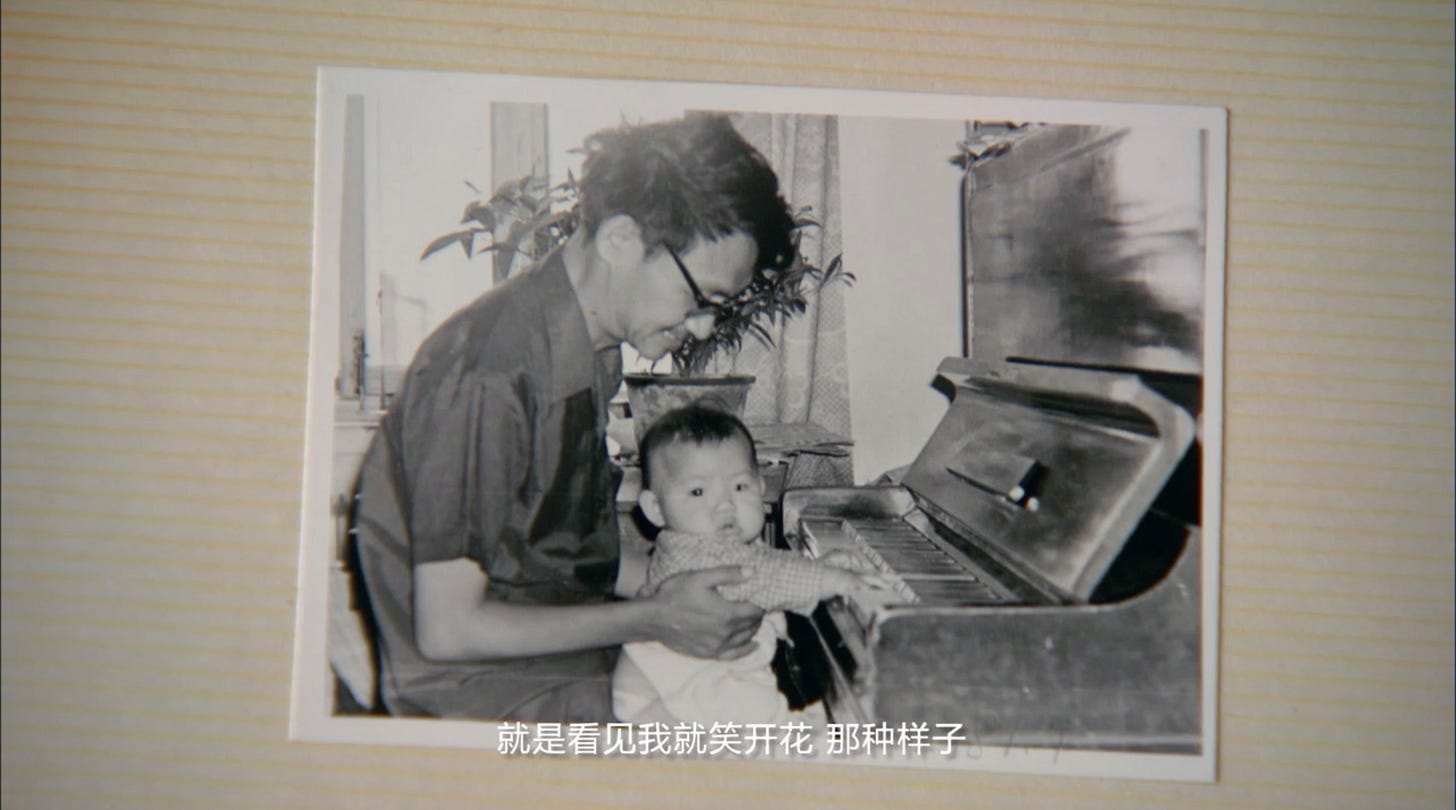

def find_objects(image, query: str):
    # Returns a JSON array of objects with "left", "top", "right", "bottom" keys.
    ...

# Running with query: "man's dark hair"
[
  {"left": 639, "top": 403, "right": 759, "bottom": 491},
  {"left": 577, "top": 114, "right": 797, "bottom": 276}
]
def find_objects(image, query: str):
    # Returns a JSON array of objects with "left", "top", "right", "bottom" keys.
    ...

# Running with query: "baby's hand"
[
  {"left": 819, "top": 548, "right": 874, "bottom": 573},
  {"left": 821, "top": 566, "right": 896, "bottom": 597}
]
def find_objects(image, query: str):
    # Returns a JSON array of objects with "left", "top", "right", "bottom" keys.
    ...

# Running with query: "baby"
[{"left": 612, "top": 404, "right": 884, "bottom": 725}]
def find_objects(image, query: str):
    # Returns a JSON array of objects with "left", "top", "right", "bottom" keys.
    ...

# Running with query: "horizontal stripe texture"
[{"left": 2, "top": 0, "right": 1452, "bottom": 808}]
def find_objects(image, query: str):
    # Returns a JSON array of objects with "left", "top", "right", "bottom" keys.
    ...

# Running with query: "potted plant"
[
  {"left": 420, "top": 173, "right": 581, "bottom": 284},
  {"left": 423, "top": 173, "right": 851, "bottom": 442}
]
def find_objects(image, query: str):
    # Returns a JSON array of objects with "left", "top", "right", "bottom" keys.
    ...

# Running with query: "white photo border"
[{"left": 290, "top": 66, "right": 1226, "bottom": 784}]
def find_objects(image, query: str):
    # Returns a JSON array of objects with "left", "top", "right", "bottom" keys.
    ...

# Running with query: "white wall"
[
  {"left": 840, "top": 117, "right": 967, "bottom": 483},
  {"left": 364, "top": 84, "right": 494, "bottom": 377}
]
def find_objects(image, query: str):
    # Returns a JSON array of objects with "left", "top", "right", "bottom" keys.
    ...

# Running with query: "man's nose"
[{"left": 683, "top": 311, "right": 716, "bottom": 341}]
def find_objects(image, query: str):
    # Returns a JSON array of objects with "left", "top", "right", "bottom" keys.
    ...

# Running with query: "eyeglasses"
[{"left": 665, "top": 245, "right": 731, "bottom": 323}]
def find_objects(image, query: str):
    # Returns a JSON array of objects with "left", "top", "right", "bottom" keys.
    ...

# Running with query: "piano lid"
[{"left": 901, "top": 358, "right": 1195, "bottom": 603}]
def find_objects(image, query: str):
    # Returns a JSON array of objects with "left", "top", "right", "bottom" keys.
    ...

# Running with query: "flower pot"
[{"left": 623, "top": 373, "right": 756, "bottom": 446}]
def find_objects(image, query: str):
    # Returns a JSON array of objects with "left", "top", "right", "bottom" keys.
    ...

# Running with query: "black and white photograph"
[{"left": 290, "top": 68, "right": 1226, "bottom": 780}]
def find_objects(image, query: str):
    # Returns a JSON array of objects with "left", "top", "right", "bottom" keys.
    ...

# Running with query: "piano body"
[{"left": 781, "top": 357, "right": 1202, "bottom": 753}]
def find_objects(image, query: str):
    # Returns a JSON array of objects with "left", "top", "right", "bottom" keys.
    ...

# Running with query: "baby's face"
[{"left": 649, "top": 437, "right": 765, "bottom": 544}]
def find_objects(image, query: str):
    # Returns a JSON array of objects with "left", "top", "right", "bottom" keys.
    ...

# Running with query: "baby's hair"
[{"left": 638, "top": 404, "right": 758, "bottom": 491}]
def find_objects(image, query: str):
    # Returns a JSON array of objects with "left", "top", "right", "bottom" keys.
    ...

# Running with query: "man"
[{"left": 351, "top": 114, "right": 799, "bottom": 721}]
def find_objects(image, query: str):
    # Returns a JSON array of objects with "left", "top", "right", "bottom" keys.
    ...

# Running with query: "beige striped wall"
[{"left": 2, "top": 1, "right": 1451, "bottom": 808}]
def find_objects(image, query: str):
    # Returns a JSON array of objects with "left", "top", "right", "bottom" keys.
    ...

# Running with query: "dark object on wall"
[{"left": 965, "top": 125, "right": 1206, "bottom": 375}]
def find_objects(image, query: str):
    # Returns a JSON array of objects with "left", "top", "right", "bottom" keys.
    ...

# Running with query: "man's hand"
[{"left": 647, "top": 566, "right": 765, "bottom": 660}]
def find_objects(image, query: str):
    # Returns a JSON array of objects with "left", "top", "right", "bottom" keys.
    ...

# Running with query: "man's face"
[
  {"left": 624, "top": 232, "right": 757, "bottom": 363},
  {"left": 646, "top": 436, "right": 765, "bottom": 544}
]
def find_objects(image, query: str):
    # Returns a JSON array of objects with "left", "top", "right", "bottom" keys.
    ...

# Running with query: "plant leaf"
[
  {"left": 461, "top": 201, "right": 496, "bottom": 229},
  {"left": 421, "top": 229, "right": 480, "bottom": 261},
  {"left": 747, "top": 321, "right": 774, "bottom": 346}
]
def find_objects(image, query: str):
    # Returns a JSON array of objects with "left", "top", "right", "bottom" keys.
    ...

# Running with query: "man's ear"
[
  {"left": 593, "top": 214, "right": 646, "bottom": 271},
  {"left": 637, "top": 489, "right": 666, "bottom": 528}
]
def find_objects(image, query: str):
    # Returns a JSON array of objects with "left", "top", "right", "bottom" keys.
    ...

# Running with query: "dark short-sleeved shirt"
[{"left": 351, "top": 251, "right": 623, "bottom": 721}]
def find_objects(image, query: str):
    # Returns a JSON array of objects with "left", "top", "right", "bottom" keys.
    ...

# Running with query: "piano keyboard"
[{"left": 798, "top": 517, "right": 1007, "bottom": 613}]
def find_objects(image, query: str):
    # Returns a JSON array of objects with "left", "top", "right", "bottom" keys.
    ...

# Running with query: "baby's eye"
[
  {"left": 689, "top": 487, "right": 704, "bottom": 497},
  {"left": 734, "top": 482, "right": 751, "bottom": 492}
]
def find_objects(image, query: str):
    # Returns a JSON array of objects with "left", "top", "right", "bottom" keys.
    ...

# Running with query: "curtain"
[{"left": 724, "top": 113, "right": 852, "bottom": 440}]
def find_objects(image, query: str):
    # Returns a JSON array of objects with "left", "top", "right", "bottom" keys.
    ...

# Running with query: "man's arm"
[
  {"left": 650, "top": 531, "right": 887, "bottom": 615},
  {"left": 413, "top": 558, "right": 765, "bottom": 661},
  {"left": 614, "top": 528, "right": 651, "bottom": 598}
]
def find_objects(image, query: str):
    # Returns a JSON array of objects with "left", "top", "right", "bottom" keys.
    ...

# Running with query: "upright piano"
[{"left": 780, "top": 357, "right": 1202, "bottom": 753}]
